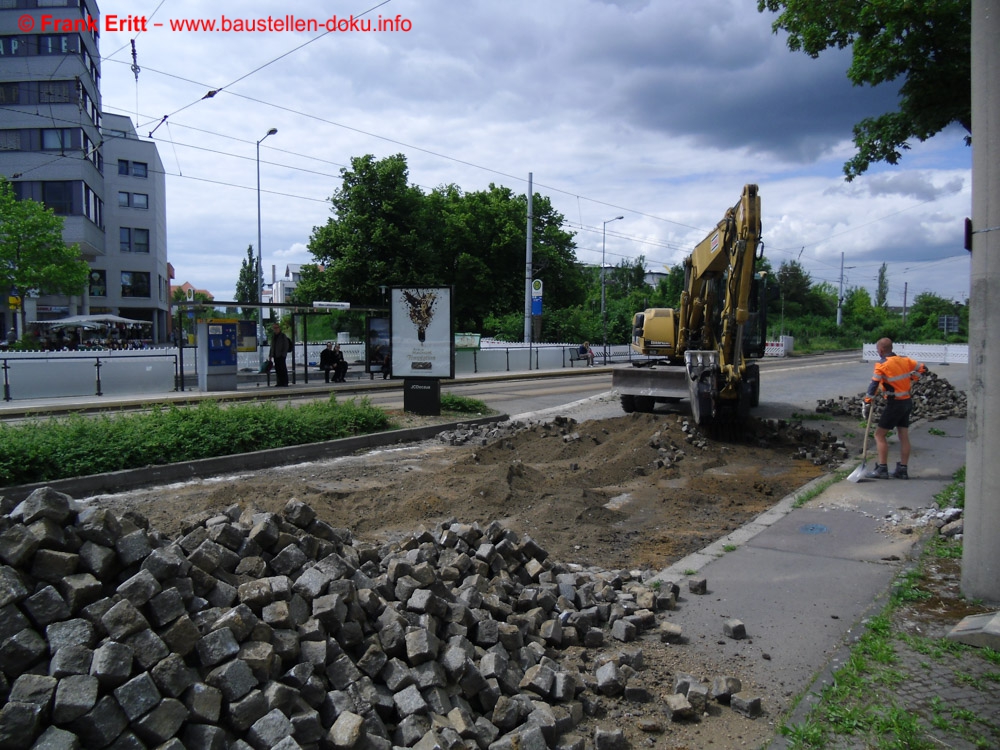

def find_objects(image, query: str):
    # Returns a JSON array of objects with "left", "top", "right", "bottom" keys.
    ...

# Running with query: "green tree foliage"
[
  {"left": 235, "top": 244, "right": 261, "bottom": 319},
  {"left": 758, "top": 0, "right": 971, "bottom": 180},
  {"left": 876, "top": 263, "right": 889, "bottom": 309},
  {"left": 906, "top": 291, "right": 966, "bottom": 340},
  {"left": 0, "top": 177, "right": 89, "bottom": 331},
  {"left": 171, "top": 288, "right": 215, "bottom": 337},
  {"left": 302, "top": 154, "right": 579, "bottom": 336},
  {"left": 303, "top": 154, "right": 431, "bottom": 308}
]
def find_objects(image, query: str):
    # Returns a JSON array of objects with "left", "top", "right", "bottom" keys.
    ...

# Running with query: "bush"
[{"left": 0, "top": 395, "right": 393, "bottom": 486}]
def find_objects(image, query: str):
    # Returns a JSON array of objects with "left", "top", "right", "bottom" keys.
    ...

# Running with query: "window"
[
  {"left": 84, "top": 183, "right": 101, "bottom": 227},
  {"left": 118, "top": 159, "right": 129, "bottom": 175},
  {"left": 133, "top": 228, "right": 149, "bottom": 253},
  {"left": 38, "top": 81, "right": 72, "bottom": 103},
  {"left": 41, "top": 128, "right": 74, "bottom": 150},
  {"left": 118, "top": 192, "right": 129, "bottom": 207},
  {"left": 89, "top": 269, "right": 106, "bottom": 297},
  {"left": 132, "top": 193, "right": 148, "bottom": 209},
  {"left": 0, "top": 131, "right": 21, "bottom": 151},
  {"left": 42, "top": 181, "right": 73, "bottom": 214},
  {"left": 121, "top": 271, "right": 151, "bottom": 298},
  {"left": 132, "top": 162, "right": 147, "bottom": 178},
  {"left": 119, "top": 227, "right": 131, "bottom": 252},
  {"left": 0, "top": 83, "right": 20, "bottom": 105}
]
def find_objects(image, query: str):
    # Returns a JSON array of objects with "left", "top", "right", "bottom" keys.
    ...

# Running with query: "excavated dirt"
[
  {"left": 94, "top": 411, "right": 831, "bottom": 574},
  {"left": 80, "top": 409, "right": 842, "bottom": 749}
]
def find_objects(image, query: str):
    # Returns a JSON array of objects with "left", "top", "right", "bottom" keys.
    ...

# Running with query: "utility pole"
[
  {"left": 902, "top": 282, "right": 908, "bottom": 324},
  {"left": 836, "top": 252, "right": 855, "bottom": 327},
  {"left": 524, "top": 172, "right": 533, "bottom": 347}
]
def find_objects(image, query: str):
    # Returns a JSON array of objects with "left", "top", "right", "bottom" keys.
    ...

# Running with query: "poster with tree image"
[{"left": 390, "top": 286, "right": 454, "bottom": 378}]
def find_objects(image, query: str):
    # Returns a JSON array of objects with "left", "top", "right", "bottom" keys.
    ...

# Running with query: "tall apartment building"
[{"left": 0, "top": 0, "right": 170, "bottom": 342}]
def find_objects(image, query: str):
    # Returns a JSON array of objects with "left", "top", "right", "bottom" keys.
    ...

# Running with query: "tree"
[
  {"left": 234, "top": 244, "right": 261, "bottom": 319},
  {"left": 876, "top": 263, "right": 889, "bottom": 309},
  {"left": 304, "top": 154, "right": 431, "bottom": 308},
  {"left": 0, "top": 177, "right": 89, "bottom": 332},
  {"left": 758, "top": 0, "right": 971, "bottom": 180}
]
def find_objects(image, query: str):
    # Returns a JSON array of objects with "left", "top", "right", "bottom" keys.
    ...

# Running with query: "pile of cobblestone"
[
  {"left": 815, "top": 370, "right": 967, "bottom": 421},
  {"left": 0, "top": 487, "right": 760, "bottom": 750}
]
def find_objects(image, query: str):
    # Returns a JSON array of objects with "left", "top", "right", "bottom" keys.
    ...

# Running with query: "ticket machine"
[{"left": 196, "top": 318, "right": 238, "bottom": 391}]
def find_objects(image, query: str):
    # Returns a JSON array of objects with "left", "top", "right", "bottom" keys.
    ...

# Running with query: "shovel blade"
[{"left": 847, "top": 460, "right": 867, "bottom": 483}]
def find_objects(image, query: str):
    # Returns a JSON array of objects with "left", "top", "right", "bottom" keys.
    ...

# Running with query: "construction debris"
[
  {"left": 0, "top": 487, "right": 763, "bottom": 750},
  {"left": 815, "top": 370, "right": 967, "bottom": 421}
]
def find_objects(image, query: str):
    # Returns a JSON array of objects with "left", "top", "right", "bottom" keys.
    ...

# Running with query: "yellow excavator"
[{"left": 611, "top": 184, "right": 768, "bottom": 425}]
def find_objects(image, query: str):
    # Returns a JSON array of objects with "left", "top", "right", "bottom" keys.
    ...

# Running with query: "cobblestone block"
[
  {"left": 206, "top": 658, "right": 257, "bottom": 701},
  {"left": 116, "top": 529, "right": 152, "bottom": 567},
  {"left": 158, "top": 613, "right": 201, "bottom": 657},
  {"left": 150, "top": 652, "right": 198, "bottom": 699},
  {"left": 20, "top": 488, "right": 75, "bottom": 525},
  {"left": 0, "top": 700, "right": 44, "bottom": 749},
  {"left": 45, "top": 618, "right": 95, "bottom": 653},
  {"left": 68, "top": 694, "right": 128, "bottom": 747},
  {"left": 89, "top": 641, "right": 133, "bottom": 688},
  {"left": 227, "top": 688, "right": 268, "bottom": 733},
  {"left": 31, "top": 549, "right": 79, "bottom": 583},
  {"left": 248, "top": 707, "right": 295, "bottom": 750},
  {"left": 24, "top": 585, "right": 71, "bottom": 627},
  {"left": 101, "top": 599, "right": 149, "bottom": 640},
  {"left": 197, "top": 626, "right": 240, "bottom": 667},
  {"left": 132, "top": 698, "right": 188, "bottom": 746},
  {"left": 183, "top": 681, "right": 222, "bottom": 723},
  {"left": 116, "top": 569, "right": 161, "bottom": 607},
  {"left": 0, "top": 627, "right": 47, "bottom": 675},
  {"left": 52, "top": 675, "right": 99, "bottom": 724},
  {"left": 125, "top": 628, "right": 169, "bottom": 670},
  {"left": 31, "top": 725, "right": 81, "bottom": 750},
  {"left": 58, "top": 574, "right": 103, "bottom": 613},
  {"left": 0, "top": 524, "right": 40, "bottom": 567},
  {"left": 49, "top": 644, "right": 94, "bottom": 678},
  {"left": 114, "top": 672, "right": 162, "bottom": 722}
]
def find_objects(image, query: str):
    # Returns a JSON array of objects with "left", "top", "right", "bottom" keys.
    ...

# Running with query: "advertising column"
[{"left": 390, "top": 287, "right": 454, "bottom": 415}]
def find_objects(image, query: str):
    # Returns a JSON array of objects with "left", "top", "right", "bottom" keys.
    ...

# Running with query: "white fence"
[{"left": 861, "top": 343, "right": 969, "bottom": 364}]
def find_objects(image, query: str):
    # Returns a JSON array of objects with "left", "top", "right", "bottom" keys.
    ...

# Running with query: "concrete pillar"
[{"left": 963, "top": 0, "right": 1000, "bottom": 601}]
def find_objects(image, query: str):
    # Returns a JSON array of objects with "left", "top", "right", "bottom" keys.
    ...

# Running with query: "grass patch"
[
  {"left": 0, "top": 395, "right": 394, "bottom": 486},
  {"left": 793, "top": 472, "right": 846, "bottom": 509},
  {"left": 440, "top": 392, "right": 490, "bottom": 414},
  {"left": 934, "top": 466, "right": 966, "bottom": 509},
  {"left": 928, "top": 427, "right": 947, "bottom": 436},
  {"left": 791, "top": 411, "right": 834, "bottom": 422},
  {"left": 722, "top": 543, "right": 738, "bottom": 553}
]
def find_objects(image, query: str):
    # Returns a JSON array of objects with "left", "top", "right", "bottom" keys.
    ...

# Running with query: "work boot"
[
  {"left": 891, "top": 463, "right": 909, "bottom": 480},
  {"left": 866, "top": 463, "right": 889, "bottom": 479}
]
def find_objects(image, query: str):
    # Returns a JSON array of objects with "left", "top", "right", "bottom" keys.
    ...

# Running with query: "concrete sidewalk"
[{"left": 652, "top": 416, "right": 970, "bottom": 743}]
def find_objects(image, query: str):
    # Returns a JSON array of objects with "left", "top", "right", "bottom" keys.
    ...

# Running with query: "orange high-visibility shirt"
[{"left": 869, "top": 354, "right": 926, "bottom": 400}]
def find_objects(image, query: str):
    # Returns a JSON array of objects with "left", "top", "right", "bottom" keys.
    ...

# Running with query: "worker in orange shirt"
[{"left": 862, "top": 337, "right": 927, "bottom": 479}]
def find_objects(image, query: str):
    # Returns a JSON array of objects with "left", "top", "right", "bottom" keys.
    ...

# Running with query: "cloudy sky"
[{"left": 98, "top": 0, "right": 972, "bottom": 314}]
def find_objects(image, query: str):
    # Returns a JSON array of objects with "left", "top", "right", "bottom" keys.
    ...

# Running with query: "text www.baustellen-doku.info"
[{"left": 17, "top": 13, "right": 412, "bottom": 34}]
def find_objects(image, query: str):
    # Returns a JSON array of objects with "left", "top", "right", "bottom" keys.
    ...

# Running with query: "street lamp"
[
  {"left": 256, "top": 127, "right": 277, "bottom": 368},
  {"left": 601, "top": 215, "right": 623, "bottom": 364}
]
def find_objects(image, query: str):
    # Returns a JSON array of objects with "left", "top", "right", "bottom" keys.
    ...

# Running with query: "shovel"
[{"left": 848, "top": 397, "right": 877, "bottom": 482}]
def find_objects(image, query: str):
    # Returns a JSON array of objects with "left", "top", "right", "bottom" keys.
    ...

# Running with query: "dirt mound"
[{"left": 97, "top": 413, "right": 835, "bottom": 575}]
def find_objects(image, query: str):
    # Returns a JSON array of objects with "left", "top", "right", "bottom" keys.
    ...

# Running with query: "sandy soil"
[{"left": 86, "top": 404, "right": 849, "bottom": 748}]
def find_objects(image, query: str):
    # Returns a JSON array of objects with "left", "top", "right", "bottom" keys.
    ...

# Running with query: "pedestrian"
[
  {"left": 862, "top": 337, "right": 927, "bottom": 479},
  {"left": 578, "top": 341, "right": 595, "bottom": 366},
  {"left": 332, "top": 344, "right": 348, "bottom": 382},
  {"left": 319, "top": 342, "right": 336, "bottom": 383},
  {"left": 268, "top": 323, "right": 291, "bottom": 387},
  {"left": 5, "top": 327, "right": 15, "bottom": 349},
  {"left": 381, "top": 352, "right": 391, "bottom": 380}
]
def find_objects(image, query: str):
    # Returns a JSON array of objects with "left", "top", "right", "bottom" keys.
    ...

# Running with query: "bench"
[{"left": 569, "top": 350, "right": 594, "bottom": 367}]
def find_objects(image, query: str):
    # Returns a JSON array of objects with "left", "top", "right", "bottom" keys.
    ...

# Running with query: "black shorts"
[{"left": 878, "top": 398, "right": 912, "bottom": 430}]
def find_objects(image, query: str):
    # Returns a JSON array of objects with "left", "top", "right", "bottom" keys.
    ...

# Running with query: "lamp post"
[
  {"left": 601, "top": 215, "right": 623, "bottom": 365},
  {"left": 256, "top": 127, "right": 278, "bottom": 369}
]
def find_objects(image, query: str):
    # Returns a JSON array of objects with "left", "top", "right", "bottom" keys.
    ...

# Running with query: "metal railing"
[{"left": 1, "top": 350, "right": 179, "bottom": 401}]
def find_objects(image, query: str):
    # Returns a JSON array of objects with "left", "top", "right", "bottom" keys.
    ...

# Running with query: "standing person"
[
  {"left": 381, "top": 352, "right": 391, "bottom": 380},
  {"left": 332, "top": 344, "right": 348, "bottom": 382},
  {"left": 319, "top": 342, "right": 336, "bottom": 383},
  {"left": 268, "top": 323, "right": 291, "bottom": 387},
  {"left": 5, "top": 327, "right": 15, "bottom": 349},
  {"left": 862, "top": 337, "right": 927, "bottom": 479}
]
